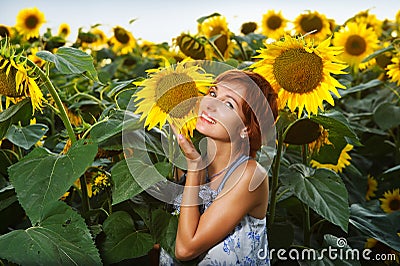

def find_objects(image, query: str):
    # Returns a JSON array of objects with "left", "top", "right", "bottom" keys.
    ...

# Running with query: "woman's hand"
[{"left": 170, "top": 124, "right": 204, "bottom": 172}]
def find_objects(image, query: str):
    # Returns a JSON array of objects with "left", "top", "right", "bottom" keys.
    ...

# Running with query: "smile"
[{"left": 200, "top": 112, "right": 216, "bottom": 124}]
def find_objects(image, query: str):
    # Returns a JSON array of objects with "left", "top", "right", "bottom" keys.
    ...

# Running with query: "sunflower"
[
  {"left": 308, "top": 124, "right": 332, "bottom": 154},
  {"left": 0, "top": 42, "right": 44, "bottom": 112},
  {"left": 366, "top": 175, "right": 378, "bottom": 201},
  {"left": 199, "top": 15, "right": 235, "bottom": 59},
  {"left": 133, "top": 60, "right": 214, "bottom": 138},
  {"left": 0, "top": 24, "right": 12, "bottom": 38},
  {"left": 333, "top": 22, "right": 379, "bottom": 71},
  {"left": 15, "top": 7, "right": 46, "bottom": 39},
  {"left": 252, "top": 35, "right": 347, "bottom": 117},
  {"left": 386, "top": 53, "right": 400, "bottom": 86},
  {"left": 109, "top": 26, "right": 136, "bottom": 55},
  {"left": 92, "top": 172, "right": 111, "bottom": 196},
  {"left": 293, "top": 11, "right": 332, "bottom": 43},
  {"left": 90, "top": 28, "right": 108, "bottom": 50},
  {"left": 240, "top": 22, "right": 258, "bottom": 35},
  {"left": 352, "top": 10, "right": 383, "bottom": 38},
  {"left": 57, "top": 23, "right": 71, "bottom": 39},
  {"left": 310, "top": 144, "right": 353, "bottom": 173},
  {"left": 380, "top": 188, "right": 400, "bottom": 213},
  {"left": 28, "top": 47, "right": 45, "bottom": 68},
  {"left": 261, "top": 10, "right": 287, "bottom": 40}
]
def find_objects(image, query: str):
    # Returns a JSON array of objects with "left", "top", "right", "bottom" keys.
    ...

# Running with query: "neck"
[{"left": 206, "top": 139, "right": 241, "bottom": 178}]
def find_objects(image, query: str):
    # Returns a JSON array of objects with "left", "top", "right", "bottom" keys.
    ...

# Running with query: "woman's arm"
[{"left": 174, "top": 133, "right": 267, "bottom": 261}]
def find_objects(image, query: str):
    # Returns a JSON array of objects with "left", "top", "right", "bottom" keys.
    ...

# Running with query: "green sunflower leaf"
[
  {"left": 373, "top": 102, "right": 400, "bottom": 130},
  {"left": 151, "top": 208, "right": 178, "bottom": 258},
  {"left": 36, "top": 46, "right": 98, "bottom": 82},
  {"left": 5, "top": 123, "right": 48, "bottom": 150},
  {"left": 8, "top": 140, "right": 98, "bottom": 223},
  {"left": 101, "top": 211, "right": 154, "bottom": 264},
  {"left": 111, "top": 155, "right": 165, "bottom": 205},
  {"left": 349, "top": 202, "right": 400, "bottom": 252},
  {"left": 280, "top": 164, "right": 350, "bottom": 232},
  {"left": 0, "top": 201, "right": 102, "bottom": 265},
  {"left": 0, "top": 98, "right": 32, "bottom": 139}
]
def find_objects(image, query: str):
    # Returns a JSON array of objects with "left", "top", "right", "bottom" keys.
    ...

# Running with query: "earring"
[{"left": 240, "top": 133, "right": 246, "bottom": 139}]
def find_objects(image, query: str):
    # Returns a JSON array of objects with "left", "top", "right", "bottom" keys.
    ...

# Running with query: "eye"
[
  {"left": 209, "top": 88, "right": 217, "bottom": 97},
  {"left": 225, "top": 101, "right": 234, "bottom": 109}
]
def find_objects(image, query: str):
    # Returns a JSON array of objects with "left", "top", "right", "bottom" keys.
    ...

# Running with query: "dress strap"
[{"left": 216, "top": 154, "right": 252, "bottom": 193}]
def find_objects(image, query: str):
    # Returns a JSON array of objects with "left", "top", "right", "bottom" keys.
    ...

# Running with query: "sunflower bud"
[
  {"left": 241, "top": 22, "right": 258, "bottom": 35},
  {"left": 284, "top": 119, "right": 321, "bottom": 145},
  {"left": 176, "top": 33, "right": 206, "bottom": 60}
]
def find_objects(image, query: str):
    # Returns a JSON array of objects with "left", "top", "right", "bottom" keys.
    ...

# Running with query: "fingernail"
[{"left": 178, "top": 134, "right": 184, "bottom": 140}]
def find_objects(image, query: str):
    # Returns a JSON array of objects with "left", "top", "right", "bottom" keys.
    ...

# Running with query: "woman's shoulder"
[{"left": 224, "top": 158, "right": 268, "bottom": 193}]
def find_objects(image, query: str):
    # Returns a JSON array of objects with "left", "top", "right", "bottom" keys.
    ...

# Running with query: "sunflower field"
[{"left": 0, "top": 6, "right": 400, "bottom": 266}]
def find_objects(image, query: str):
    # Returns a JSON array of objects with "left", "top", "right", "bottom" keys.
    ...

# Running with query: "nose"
[{"left": 201, "top": 96, "right": 217, "bottom": 112}]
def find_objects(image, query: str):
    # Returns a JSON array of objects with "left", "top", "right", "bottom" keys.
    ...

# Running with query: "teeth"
[{"left": 201, "top": 113, "right": 216, "bottom": 124}]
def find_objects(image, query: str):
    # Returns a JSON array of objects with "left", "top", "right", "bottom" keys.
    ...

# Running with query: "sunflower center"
[
  {"left": 0, "top": 62, "right": 22, "bottom": 97},
  {"left": 389, "top": 198, "right": 400, "bottom": 211},
  {"left": 300, "top": 15, "right": 323, "bottom": 33},
  {"left": 273, "top": 48, "right": 323, "bottom": 93},
  {"left": 61, "top": 27, "right": 69, "bottom": 35},
  {"left": 114, "top": 28, "right": 130, "bottom": 44},
  {"left": 25, "top": 15, "right": 39, "bottom": 29},
  {"left": 155, "top": 73, "right": 199, "bottom": 118},
  {"left": 345, "top": 35, "right": 367, "bottom": 56},
  {"left": 0, "top": 26, "right": 10, "bottom": 37},
  {"left": 267, "top": 15, "right": 282, "bottom": 30}
]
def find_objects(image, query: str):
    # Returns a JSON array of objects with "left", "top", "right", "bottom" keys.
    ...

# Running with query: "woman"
[{"left": 160, "top": 69, "right": 278, "bottom": 265}]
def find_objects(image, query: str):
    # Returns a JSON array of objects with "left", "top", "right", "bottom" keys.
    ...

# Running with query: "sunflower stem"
[
  {"left": 26, "top": 59, "right": 77, "bottom": 144},
  {"left": 168, "top": 125, "right": 174, "bottom": 179},
  {"left": 268, "top": 131, "right": 284, "bottom": 231},
  {"left": 27, "top": 58, "right": 92, "bottom": 215},
  {"left": 301, "top": 144, "right": 311, "bottom": 246},
  {"left": 303, "top": 203, "right": 311, "bottom": 247}
]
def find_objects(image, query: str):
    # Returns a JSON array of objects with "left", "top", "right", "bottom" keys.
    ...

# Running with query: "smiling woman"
[{"left": 159, "top": 69, "right": 278, "bottom": 265}]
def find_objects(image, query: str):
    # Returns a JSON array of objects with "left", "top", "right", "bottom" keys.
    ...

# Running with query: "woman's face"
[{"left": 196, "top": 82, "right": 247, "bottom": 142}]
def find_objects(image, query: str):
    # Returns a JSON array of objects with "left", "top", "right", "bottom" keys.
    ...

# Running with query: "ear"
[{"left": 240, "top": 127, "right": 249, "bottom": 139}]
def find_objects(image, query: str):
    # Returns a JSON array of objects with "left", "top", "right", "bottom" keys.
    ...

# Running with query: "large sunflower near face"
[
  {"left": 293, "top": 11, "right": 332, "bottom": 43},
  {"left": 133, "top": 60, "right": 214, "bottom": 138},
  {"left": 261, "top": 10, "right": 287, "bottom": 40},
  {"left": 199, "top": 15, "right": 235, "bottom": 60},
  {"left": 15, "top": 7, "right": 46, "bottom": 39},
  {"left": 252, "top": 35, "right": 347, "bottom": 117},
  {"left": 380, "top": 188, "right": 400, "bottom": 213},
  {"left": 333, "top": 22, "right": 379, "bottom": 71},
  {"left": 109, "top": 26, "right": 136, "bottom": 55},
  {"left": 386, "top": 53, "right": 400, "bottom": 86},
  {"left": 0, "top": 42, "right": 44, "bottom": 112},
  {"left": 310, "top": 144, "right": 353, "bottom": 173}
]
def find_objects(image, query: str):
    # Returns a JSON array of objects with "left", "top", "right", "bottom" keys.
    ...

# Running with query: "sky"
[{"left": 1, "top": 0, "right": 399, "bottom": 44}]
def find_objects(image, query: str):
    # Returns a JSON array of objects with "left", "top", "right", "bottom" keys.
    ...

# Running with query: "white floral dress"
[{"left": 159, "top": 155, "right": 271, "bottom": 266}]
